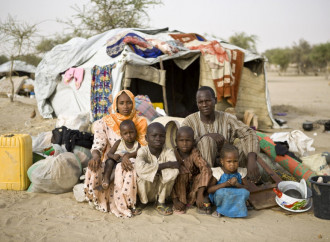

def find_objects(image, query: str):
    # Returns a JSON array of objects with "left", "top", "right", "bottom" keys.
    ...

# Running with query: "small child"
[
  {"left": 171, "top": 126, "right": 212, "bottom": 214},
  {"left": 135, "top": 122, "right": 180, "bottom": 216},
  {"left": 207, "top": 143, "right": 250, "bottom": 218},
  {"left": 101, "top": 120, "right": 140, "bottom": 190}
]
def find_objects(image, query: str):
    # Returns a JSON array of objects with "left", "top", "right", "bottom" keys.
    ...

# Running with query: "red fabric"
[{"left": 213, "top": 49, "right": 244, "bottom": 106}]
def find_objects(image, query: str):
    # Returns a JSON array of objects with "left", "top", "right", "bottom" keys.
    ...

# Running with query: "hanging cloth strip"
[
  {"left": 90, "top": 64, "right": 115, "bottom": 121},
  {"left": 63, "top": 67, "right": 85, "bottom": 90}
]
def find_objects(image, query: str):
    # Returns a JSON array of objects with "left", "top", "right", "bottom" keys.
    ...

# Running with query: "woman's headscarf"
[{"left": 103, "top": 90, "right": 147, "bottom": 146}]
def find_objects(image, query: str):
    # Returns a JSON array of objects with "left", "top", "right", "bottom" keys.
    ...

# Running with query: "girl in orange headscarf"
[{"left": 84, "top": 90, "right": 147, "bottom": 217}]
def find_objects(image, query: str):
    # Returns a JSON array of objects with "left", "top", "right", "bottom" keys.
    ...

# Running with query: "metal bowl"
[{"left": 302, "top": 121, "right": 313, "bottom": 131}]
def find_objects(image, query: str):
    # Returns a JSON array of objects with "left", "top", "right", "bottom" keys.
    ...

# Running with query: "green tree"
[
  {"left": 0, "top": 15, "right": 38, "bottom": 101},
  {"left": 310, "top": 42, "right": 330, "bottom": 79},
  {"left": 264, "top": 48, "right": 291, "bottom": 71},
  {"left": 291, "top": 39, "right": 312, "bottom": 75},
  {"left": 63, "top": 0, "right": 162, "bottom": 37},
  {"left": 0, "top": 55, "right": 9, "bottom": 65},
  {"left": 36, "top": 34, "right": 74, "bottom": 53},
  {"left": 310, "top": 42, "right": 330, "bottom": 68},
  {"left": 228, "top": 32, "right": 258, "bottom": 53},
  {"left": 16, "top": 54, "right": 42, "bottom": 67}
]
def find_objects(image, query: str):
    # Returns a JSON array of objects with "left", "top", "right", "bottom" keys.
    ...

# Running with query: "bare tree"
[
  {"left": 62, "top": 0, "right": 162, "bottom": 37},
  {"left": 0, "top": 15, "right": 38, "bottom": 102}
]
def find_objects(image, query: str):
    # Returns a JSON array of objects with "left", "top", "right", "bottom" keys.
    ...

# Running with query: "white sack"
[
  {"left": 270, "top": 130, "right": 315, "bottom": 156},
  {"left": 27, "top": 152, "right": 82, "bottom": 194}
]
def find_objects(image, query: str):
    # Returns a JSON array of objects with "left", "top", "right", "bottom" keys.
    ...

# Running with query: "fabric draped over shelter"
[
  {"left": 169, "top": 33, "right": 206, "bottom": 43},
  {"left": 106, "top": 32, "right": 162, "bottom": 59},
  {"left": 184, "top": 40, "right": 244, "bottom": 107}
]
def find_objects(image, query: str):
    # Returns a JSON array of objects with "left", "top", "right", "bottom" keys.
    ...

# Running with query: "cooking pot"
[
  {"left": 325, "top": 121, "right": 330, "bottom": 132},
  {"left": 302, "top": 121, "right": 313, "bottom": 131}
]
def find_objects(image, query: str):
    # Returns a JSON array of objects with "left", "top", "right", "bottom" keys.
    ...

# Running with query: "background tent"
[
  {"left": 35, "top": 28, "right": 278, "bottom": 129},
  {"left": 0, "top": 60, "right": 36, "bottom": 77}
]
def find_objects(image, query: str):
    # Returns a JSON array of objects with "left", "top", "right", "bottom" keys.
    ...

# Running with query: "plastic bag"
[
  {"left": 56, "top": 112, "right": 90, "bottom": 132},
  {"left": 27, "top": 152, "right": 82, "bottom": 194},
  {"left": 31, "top": 131, "right": 53, "bottom": 152},
  {"left": 73, "top": 145, "right": 92, "bottom": 169},
  {"left": 73, "top": 183, "right": 86, "bottom": 202},
  {"left": 270, "top": 130, "right": 315, "bottom": 156},
  {"left": 301, "top": 153, "right": 330, "bottom": 175}
]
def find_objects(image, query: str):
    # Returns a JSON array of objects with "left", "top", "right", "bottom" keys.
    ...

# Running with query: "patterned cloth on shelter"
[
  {"left": 135, "top": 95, "right": 161, "bottom": 122},
  {"left": 91, "top": 64, "right": 115, "bottom": 121},
  {"left": 185, "top": 40, "right": 244, "bottom": 107},
  {"left": 169, "top": 33, "right": 206, "bottom": 43},
  {"left": 146, "top": 39, "right": 180, "bottom": 56},
  {"left": 84, "top": 90, "right": 147, "bottom": 216},
  {"left": 171, "top": 147, "right": 212, "bottom": 205},
  {"left": 209, "top": 167, "right": 249, "bottom": 217},
  {"left": 182, "top": 111, "right": 259, "bottom": 167},
  {"left": 135, "top": 146, "right": 179, "bottom": 204},
  {"left": 106, "top": 32, "right": 162, "bottom": 59}
]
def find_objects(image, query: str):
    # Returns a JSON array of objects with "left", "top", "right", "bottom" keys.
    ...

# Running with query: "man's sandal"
[{"left": 155, "top": 203, "right": 173, "bottom": 216}]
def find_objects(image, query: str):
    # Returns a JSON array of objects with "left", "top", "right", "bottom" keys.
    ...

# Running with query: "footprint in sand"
[{"left": 0, "top": 200, "right": 6, "bottom": 208}]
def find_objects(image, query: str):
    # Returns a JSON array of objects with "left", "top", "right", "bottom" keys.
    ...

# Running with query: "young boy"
[
  {"left": 135, "top": 122, "right": 180, "bottom": 216},
  {"left": 171, "top": 126, "right": 212, "bottom": 214},
  {"left": 101, "top": 119, "right": 140, "bottom": 190}
]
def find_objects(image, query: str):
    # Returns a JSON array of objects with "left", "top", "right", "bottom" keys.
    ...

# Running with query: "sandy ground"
[{"left": 0, "top": 73, "right": 330, "bottom": 242}]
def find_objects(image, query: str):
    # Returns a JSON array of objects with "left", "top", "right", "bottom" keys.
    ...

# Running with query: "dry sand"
[{"left": 0, "top": 73, "right": 330, "bottom": 242}]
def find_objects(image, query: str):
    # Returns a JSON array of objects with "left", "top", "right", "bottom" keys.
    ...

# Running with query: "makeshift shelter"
[
  {"left": 35, "top": 28, "right": 279, "bottom": 129},
  {"left": 0, "top": 60, "right": 36, "bottom": 77}
]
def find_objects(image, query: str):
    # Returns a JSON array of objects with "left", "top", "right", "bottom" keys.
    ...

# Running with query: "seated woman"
[{"left": 84, "top": 90, "right": 147, "bottom": 217}]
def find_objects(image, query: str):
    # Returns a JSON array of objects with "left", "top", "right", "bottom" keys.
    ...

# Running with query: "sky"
[{"left": 1, "top": 0, "right": 330, "bottom": 54}]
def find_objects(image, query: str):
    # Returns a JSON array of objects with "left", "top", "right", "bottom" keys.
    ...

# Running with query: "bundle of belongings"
[{"left": 28, "top": 126, "right": 93, "bottom": 193}]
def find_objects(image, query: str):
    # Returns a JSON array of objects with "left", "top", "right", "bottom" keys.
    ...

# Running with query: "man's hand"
[
  {"left": 121, "top": 154, "right": 133, "bottom": 171},
  {"left": 247, "top": 152, "right": 260, "bottom": 183},
  {"left": 204, "top": 133, "right": 225, "bottom": 149}
]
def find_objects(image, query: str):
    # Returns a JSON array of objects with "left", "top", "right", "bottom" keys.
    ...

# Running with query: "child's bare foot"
[{"left": 173, "top": 198, "right": 186, "bottom": 214}]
